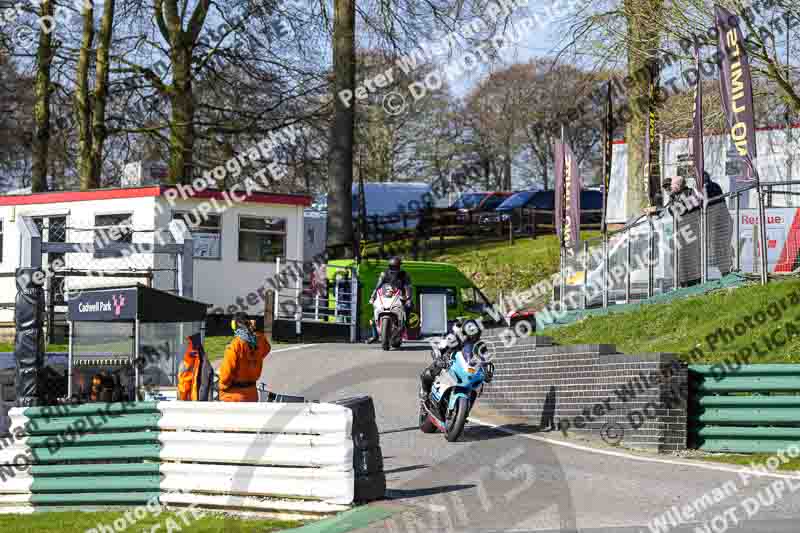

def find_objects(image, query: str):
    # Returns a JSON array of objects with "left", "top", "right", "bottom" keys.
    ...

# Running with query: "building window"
[
  {"left": 238, "top": 216, "right": 286, "bottom": 262},
  {"left": 173, "top": 212, "right": 222, "bottom": 259},
  {"left": 94, "top": 213, "right": 133, "bottom": 258}
]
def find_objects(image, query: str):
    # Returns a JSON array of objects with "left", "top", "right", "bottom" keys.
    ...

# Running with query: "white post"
[
  {"left": 350, "top": 268, "right": 358, "bottom": 343},
  {"left": 67, "top": 321, "right": 73, "bottom": 398},
  {"left": 295, "top": 271, "right": 302, "bottom": 336}
]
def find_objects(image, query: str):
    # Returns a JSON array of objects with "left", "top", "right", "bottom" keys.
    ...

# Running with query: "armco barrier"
[
  {"left": 0, "top": 400, "right": 384, "bottom": 516},
  {"left": 689, "top": 364, "right": 800, "bottom": 453}
]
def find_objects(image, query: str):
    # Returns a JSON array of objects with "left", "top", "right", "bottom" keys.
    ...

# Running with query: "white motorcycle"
[{"left": 372, "top": 283, "right": 407, "bottom": 351}]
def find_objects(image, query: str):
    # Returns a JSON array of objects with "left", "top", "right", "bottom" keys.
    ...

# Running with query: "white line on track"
[
  {"left": 270, "top": 344, "right": 318, "bottom": 353},
  {"left": 469, "top": 416, "right": 800, "bottom": 481}
]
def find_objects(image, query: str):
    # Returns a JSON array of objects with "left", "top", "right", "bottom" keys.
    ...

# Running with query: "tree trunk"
[
  {"left": 623, "top": 0, "right": 662, "bottom": 219},
  {"left": 31, "top": 0, "right": 55, "bottom": 192},
  {"left": 168, "top": 45, "right": 195, "bottom": 184},
  {"left": 326, "top": 0, "right": 356, "bottom": 260},
  {"left": 76, "top": 1, "right": 95, "bottom": 190},
  {"left": 503, "top": 149, "right": 512, "bottom": 190},
  {"left": 542, "top": 155, "right": 549, "bottom": 190},
  {"left": 89, "top": 0, "right": 115, "bottom": 187}
]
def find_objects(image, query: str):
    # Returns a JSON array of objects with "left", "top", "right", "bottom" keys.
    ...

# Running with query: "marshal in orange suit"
[{"left": 218, "top": 312, "right": 271, "bottom": 402}]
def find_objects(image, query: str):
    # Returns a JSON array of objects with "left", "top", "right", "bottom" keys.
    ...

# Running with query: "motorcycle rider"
[
  {"left": 419, "top": 319, "right": 482, "bottom": 400},
  {"left": 365, "top": 256, "right": 413, "bottom": 344}
]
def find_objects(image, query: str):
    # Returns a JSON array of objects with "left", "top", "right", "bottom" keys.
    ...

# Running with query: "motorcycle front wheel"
[
  {"left": 380, "top": 316, "right": 392, "bottom": 351},
  {"left": 445, "top": 396, "right": 469, "bottom": 442}
]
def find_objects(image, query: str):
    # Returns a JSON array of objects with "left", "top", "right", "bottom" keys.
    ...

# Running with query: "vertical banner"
[
  {"left": 645, "top": 62, "right": 661, "bottom": 206},
  {"left": 715, "top": 5, "right": 759, "bottom": 184},
  {"left": 553, "top": 139, "right": 565, "bottom": 246},
  {"left": 602, "top": 81, "right": 613, "bottom": 235},
  {"left": 564, "top": 142, "right": 581, "bottom": 253},
  {"left": 692, "top": 44, "right": 705, "bottom": 193}
]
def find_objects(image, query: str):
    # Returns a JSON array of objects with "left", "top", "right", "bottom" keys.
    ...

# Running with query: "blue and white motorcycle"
[{"left": 419, "top": 319, "right": 494, "bottom": 442}]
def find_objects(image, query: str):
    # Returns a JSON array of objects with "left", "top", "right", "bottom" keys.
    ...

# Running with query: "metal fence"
[
  {"left": 559, "top": 182, "right": 800, "bottom": 311},
  {"left": 273, "top": 260, "right": 358, "bottom": 342}
]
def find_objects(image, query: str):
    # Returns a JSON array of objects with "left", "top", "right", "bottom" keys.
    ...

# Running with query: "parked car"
[
  {"left": 479, "top": 189, "right": 540, "bottom": 225},
  {"left": 481, "top": 189, "right": 604, "bottom": 233},
  {"left": 450, "top": 191, "right": 513, "bottom": 224}
]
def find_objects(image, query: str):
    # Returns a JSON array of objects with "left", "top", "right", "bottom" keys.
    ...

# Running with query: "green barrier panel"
[
  {"left": 692, "top": 376, "right": 800, "bottom": 393},
  {"left": 690, "top": 365, "right": 800, "bottom": 376},
  {"left": 31, "top": 463, "right": 160, "bottom": 477},
  {"left": 28, "top": 492, "right": 160, "bottom": 506},
  {"left": 30, "top": 475, "right": 161, "bottom": 494},
  {"left": 18, "top": 414, "right": 161, "bottom": 435},
  {"left": 695, "top": 439, "right": 800, "bottom": 453},
  {"left": 688, "top": 364, "right": 800, "bottom": 453},
  {"left": 694, "top": 426, "right": 800, "bottom": 438},
  {"left": 23, "top": 402, "right": 160, "bottom": 419},
  {"left": 26, "top": 431, "right": 159, "bottom": 448},
  {"left": 30, "top": 444, "right": 161, "bottom": 463},
  {"left": 697, "top": 395, "right": 800, "bottom": 407},
  {"left": 691, "top": 408, "right": 800, "bottom": 424}
]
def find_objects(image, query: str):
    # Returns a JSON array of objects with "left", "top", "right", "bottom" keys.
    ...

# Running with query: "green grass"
[
  {"left": 430, "top": 234, "right": 585, "bottom": 303},
  {"left": 0, "top": 510, "right": 300, "bottom": 532},
  {"left": 362, "top": 230, "right": 594, "bottom": 303},
  {"left": 694, "top": 453, "right": 800, "bottom": 471},
  {"left": 547, "top": 278, "right": 800, "bottom": 363}
]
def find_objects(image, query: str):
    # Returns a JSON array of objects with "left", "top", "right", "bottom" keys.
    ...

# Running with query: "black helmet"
[{"left": 388, "top": 257, "right": 402, "bottom": 270}]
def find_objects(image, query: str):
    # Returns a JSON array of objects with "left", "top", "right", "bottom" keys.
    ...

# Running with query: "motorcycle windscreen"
[{"left": 420, "top": 293, "right": 448, "bottom": 336}]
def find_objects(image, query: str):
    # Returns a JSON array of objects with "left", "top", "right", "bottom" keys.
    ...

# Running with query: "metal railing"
[
  {"left": 558, "top": 182, "right": 800, "bottom": 311},
  {"left": 272, "top": 261, "right": 359, "bottom": 342}
]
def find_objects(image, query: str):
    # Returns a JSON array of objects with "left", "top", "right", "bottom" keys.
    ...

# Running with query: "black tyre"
[
  {"left": 380, "top": 316, "right": 392, "bottom": 351},
  {"left": 391, "top": 335, "right": 403, "bottom": 349},
  {"left": 419, "top": 400, "right": 437, "bottom": 433},
  {"left": 445, "top": 396, "right": 469, "bottom": 442}
]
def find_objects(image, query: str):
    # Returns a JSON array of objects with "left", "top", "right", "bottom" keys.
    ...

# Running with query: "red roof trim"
[
  {"left": 165, "top": 188, "right": 312, "bottom": 206},
  {"left": 0, "top": 185, "right": 311, "bottom": 207},
  {"left": 0, "top": 186, "right": 163, "bottom": 206}
]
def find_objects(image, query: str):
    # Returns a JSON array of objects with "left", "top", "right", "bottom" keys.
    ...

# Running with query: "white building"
[
  {"left": 0, "top": 185, "right": 310, "bottom": 322},
  {"left": 607, "top": 124, "right": 800, "bottom": 223}
]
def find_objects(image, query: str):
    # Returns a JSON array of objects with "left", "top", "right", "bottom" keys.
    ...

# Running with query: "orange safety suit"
[
  {"left": 177, "top": 333, "right": 214, "bottom": 401},
  {"left": 218, "top": 332, "right": 271, "bottom": 402}
]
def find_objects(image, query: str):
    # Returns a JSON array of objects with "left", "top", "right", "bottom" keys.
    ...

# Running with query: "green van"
[{"left": 326, "top": 259, "right": 495, "bottom": 338}]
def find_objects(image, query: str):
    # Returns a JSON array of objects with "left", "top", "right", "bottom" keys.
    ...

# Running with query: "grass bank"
[{"left": 547, "top": 278, "right": 800, "bottom": 363}]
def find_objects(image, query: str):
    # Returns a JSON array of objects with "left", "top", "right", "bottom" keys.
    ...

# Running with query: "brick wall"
[{"left": 481, "top": 333, "right": 688, "bottom": 453}]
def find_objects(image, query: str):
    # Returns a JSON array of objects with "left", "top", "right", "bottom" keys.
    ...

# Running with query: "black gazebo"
[{"left": 66, "top": 285, "right": 209, "bottom": 401}]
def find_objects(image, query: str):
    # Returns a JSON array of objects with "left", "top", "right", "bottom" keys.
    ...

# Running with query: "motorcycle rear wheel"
[
  {"left": 380, "top": 316, "right": 392, "bottom": 351},
  {"left": 418, "top": 400, "right": 437, "bottom": 433},
  {"left": 445, "top": 397, "right": 469, "bottom": 442}
]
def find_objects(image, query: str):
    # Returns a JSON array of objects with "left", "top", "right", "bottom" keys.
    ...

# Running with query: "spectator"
[
  {"left": 667, "top": 176, "right": 702, "bottom": 287},
  {"left": 704, "top": 172, "right": 733, "bottom": 277}
]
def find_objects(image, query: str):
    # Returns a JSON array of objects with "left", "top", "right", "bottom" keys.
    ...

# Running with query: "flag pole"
[{"left": 560, "top": 125, "right": 566, "bottom": 310}]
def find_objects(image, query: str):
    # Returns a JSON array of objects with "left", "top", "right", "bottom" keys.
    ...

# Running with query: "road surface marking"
[{"left": 469, "top": 416, "right": 800, "bottom": 481}]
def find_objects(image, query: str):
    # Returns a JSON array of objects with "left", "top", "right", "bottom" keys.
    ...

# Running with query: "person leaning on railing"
[
  {"left": 218, "top": 312, "right": 271, "bottom": 402},
  {"left": 666, "top": 176, "right": 703, "bottom": 287},
  {"left": 703, "top": 171, "right": 732, "bottom": 277}
]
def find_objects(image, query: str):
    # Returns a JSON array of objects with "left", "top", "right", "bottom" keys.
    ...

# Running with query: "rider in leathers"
[
  {"left": 420, "top": 319, "right": 482, "bottom": 400},
  {"left": 366, "top": 256, "right": 412, "bottom": 344}
]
